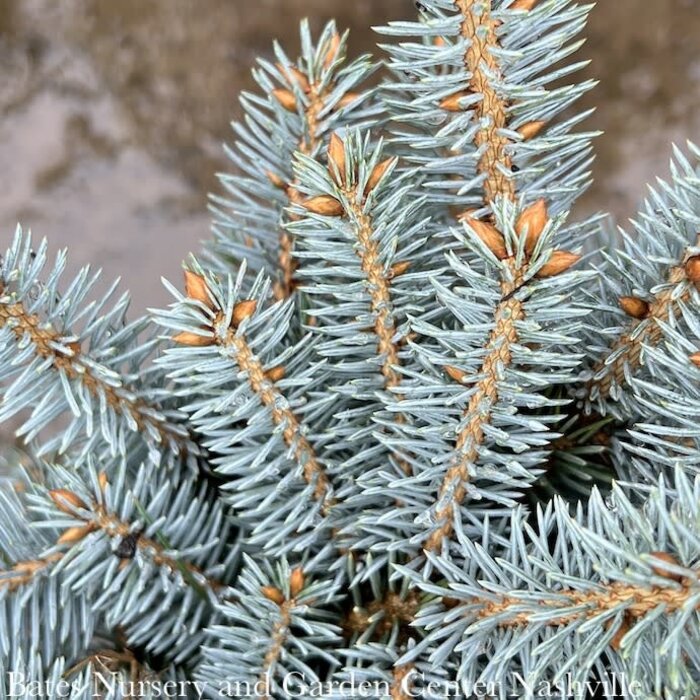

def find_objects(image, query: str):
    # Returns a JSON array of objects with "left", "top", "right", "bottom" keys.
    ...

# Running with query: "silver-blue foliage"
[{"left": 1, "top": 2, "right": 699, "bottom": 698}]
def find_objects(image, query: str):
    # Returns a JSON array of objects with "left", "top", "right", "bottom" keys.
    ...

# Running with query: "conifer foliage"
[{"left": 1, "top": 2, "right": 699, "bottom": 698}]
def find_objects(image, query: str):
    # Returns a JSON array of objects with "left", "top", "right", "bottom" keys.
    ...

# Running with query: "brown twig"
[
  {"left": 427, "top": 1, "right": 564, "bottom": 550},
  {"left": 1, "top": 489, "right": 226, "bottom": 597},
  {"left": 0, "top": 299, "right": 192, "bottom": 450},
  {"left": 258, "top": 599, "right": 294, "bottom": 699},
  {"left": 427, "top": 264, "right": 524, "bottom": 550},
  {"left": 391, "top": 665, "right": 415, "bottom": 700},
  {"left": 588, "top": 264, "right": 693, "bottom": 401},
  {"left": 344, "top": 591, "right": 420, "bottom": 639},
  {"left": 470, "top": 574, "right": 700, "bottom": 629},
  {"left": 273, "top": 38, "right": 353, "bottom": 299},
  {"left": 456, "top": 0, "right": 514, "bottom": 202},
  {"left": 218, "top": 325, "right": 333, "bottom": 511},
  {"left": 346, "top": 195, "right": 403, "bottom": 390},
  {"left": 0, "top": 552, "right": 63, "bottom": 592}
]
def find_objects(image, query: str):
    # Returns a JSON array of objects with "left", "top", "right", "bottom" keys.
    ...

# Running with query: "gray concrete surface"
[{"left": 1, "top": 0, "right": 699, "bottom": 312}]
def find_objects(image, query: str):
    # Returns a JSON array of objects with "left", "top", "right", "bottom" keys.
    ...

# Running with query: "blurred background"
[{"left": 1, "top": 0, "right": 699, "bottom": 312}]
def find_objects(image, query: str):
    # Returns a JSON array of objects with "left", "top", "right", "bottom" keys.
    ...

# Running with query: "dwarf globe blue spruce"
[{"left": 1, "top": 2, "right": 700, "bottom": 699}]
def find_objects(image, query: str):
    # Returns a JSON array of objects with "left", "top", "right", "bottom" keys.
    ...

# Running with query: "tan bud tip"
[
  {"left": 536, "top": 251, "right": 580, "bottom": 278},
  {"left": 516, "top": 199, "right": 548, "bottom": 255},
  {"left": 364, "top": 157, "right": 396, "bottom": 197},
  {"left": 49, "top": 489, "right": 88, "bottom": 515},
  {"left": 685, "top": 255, "right": 700, "bottom": 285},
  {"left": 266, "top": 171, "right": 287, "bottom": 190},
  {"left": 302, "top": 195, "right": 344, "bottom": 217},
  {"left": 327, "top": 133, "right": 346, "bottom": 185},
  {"left": 517, "top": 120, "right": 547, "bottom": 140},
  {"left": 690, "top": 351, "right": 700, "bottom": 368},
  {"left": 469, "top": 220, "right": 508, "bottom": 260},
  {"left": 272, "top": 88, "right": 297, "bottom": 112},
  {"left": 277, "top": 63, "right": 310, "bottom": 93},
  {"left": 619, "top": 296, "right": 650, "bottom": 320},
  {"left": 324, "top": 32, "right": 342, "bottom": 69},
  {"left": 337, "top": 92, "right": 361, "bottom": 109},
  {"left": 390, "top": 261, "right": 411, "bottom": 278},
  {"left": 265, "top": 366, "right": 285, "bottom": 383},
  {"left": 433, "top": 36, "right": 446, "bottom": 47},
  {"left": 511, "top": 0, "right": 539, "bottom": 10},
  {"left": 289, "top": 567, "right": 305, "bottom": 597},
  {"left": 173, "top": 331, "right": 213, "bottom": 347},
  {"left": 98, "top": 472, "right": 109, "bottom": 493},
  {"left": 648, "top": 551, "right": 684, "bottom": 581},
  {"left": 232, "top": 300, "right": 258, "bottom": 326},
  {"left": 184, "top": 270, "right": 211, "bottom": 307},
  {"left": 57, "top": 524, "right": 95, "bottom": 545},
  {"left": 445, "top": 365, "right": 467, "bottom": 383},
  {"left": 261, "top": 585, "right": 286, "bottom": 605},
  {"left": 439, "top": 90, "right": 471, "bottom": 112}
]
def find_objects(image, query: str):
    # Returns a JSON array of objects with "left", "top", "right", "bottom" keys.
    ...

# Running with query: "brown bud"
[
  {"left": 445, "top": 365, "right": 467, "bottom": 383},
  {"left": 442, "top": 596, "right": 461, "bottom": 609},
  {"left": 337, "top": 92, "right": 361, "bottom": 109},
  {"left": 434, "top": 36, "right": 446, "bottom": 47},
  {"left": 303, "top": 195, "right": 344, "bottom": 217},
  {"left": 619, "top": 296, "right": 650, "bottom": 320},
  {"left": 290, "top": 567, "right": 305, "bottom": 597},
  {"left": 440, "top": 91, "right": 471, "bottom": 112},
  {"left": 232, "top": 300, "right": 257, "bottom": 326},
  {"left": 516, "top": 199, "right": 548, "bottom": 255},
  {"left": 511, "top": 0, "right": 539, "bottom": 10},
  {"left": 261, "top": 586, "right": 285, "bottom": 605},
  {"left": 327, "top": 133, "right": 346, "bottom": 185},
  {"left": 272, "top": 88, "right": 297, "bottom": 112},
  {"left": 390, "top": 261, "right": 411, "bottom": 278},
  {"left": 277, "top": 63, "right": 310, "bottom": 93},
  {"left": 173, "top": 331, "right": 213, "bottom": 347},
  {"left": 184, "top": 271, "right": 211, "bottom": 307},
  {"left": 266, "top": 171, "right": 287, "bottom": 190},
  {"left": 98, "top": 472, "right": 109, "bottom": 493},
  {"left": 649, "top": 551, "right": 684, "bottom": 581},
  {"left": 364, "top": 158, "right": 395, "bottom": 197},
  {"left": 690, "top": 351, "right": 700, "bottom": 368},
  {"left": 685, "top": 255, "right": 700, "bottom": 285},
  {"left": 65, "top": 340, "right": 81, "bottom": 356},
  {"left": 517, "top": 120, "right": 547, "bottom": 140},
  {"left": 536, "top": 251, "right": 580, "bottom": 278},
  {"left": 265, "top": 366, "right": 285, "bottom": 383},
  {"left": 58, "top": 524, "right": 95, "bottom": 545},
  {"left": 50, "top": 489, "right": 88, "bottom": 515},
  {"left": 608, "top": 616, "right": 630, "bottom": 652},
  {"left": 286, "top": 185, "right": 302, "bottom": 204},
  {"left": 469, "top": 220, "right": 508, "bottom": 260},
  {"left": 324, "top": 32, "right": 341, "bottom": 69}
]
